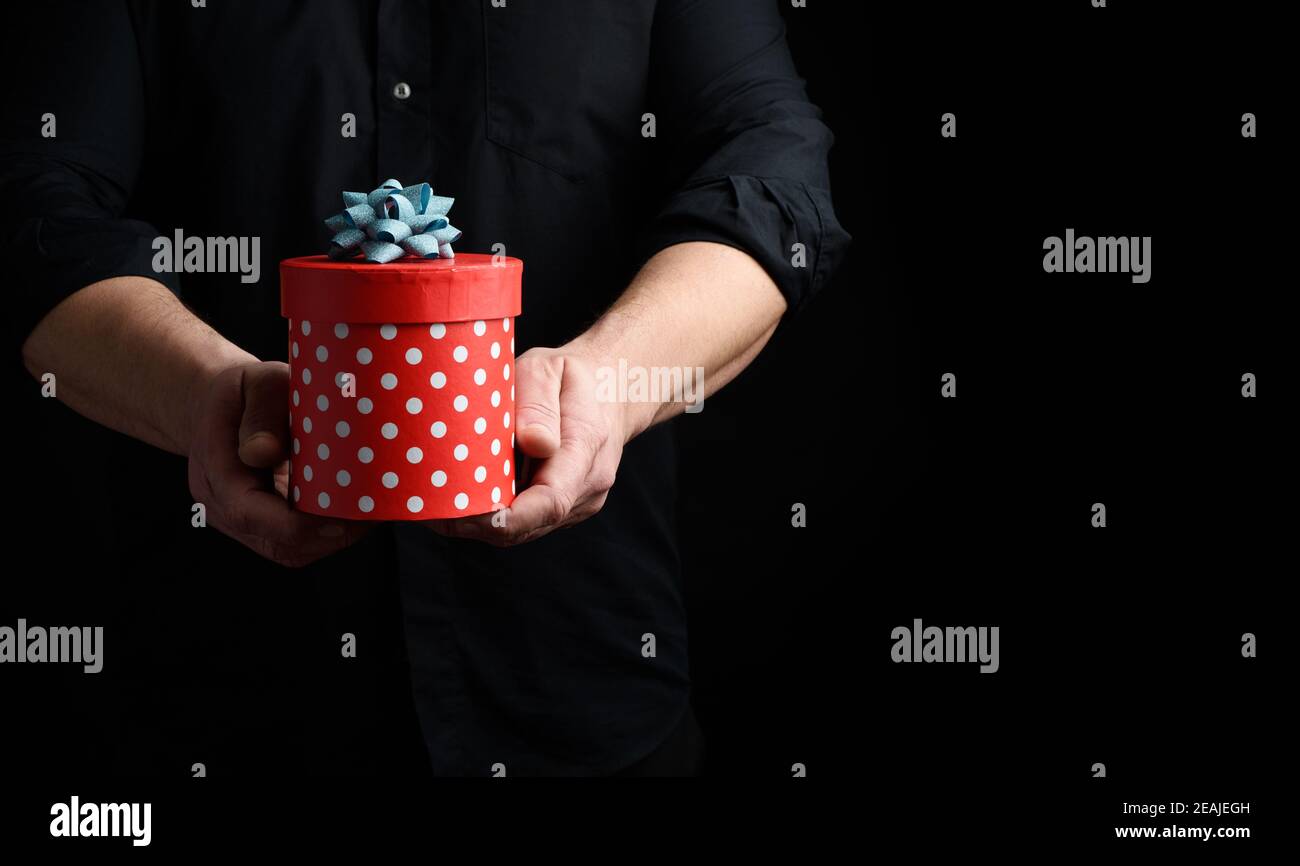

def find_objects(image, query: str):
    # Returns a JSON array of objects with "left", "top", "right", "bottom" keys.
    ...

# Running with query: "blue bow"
[{"left": 324, "top": 179, "right": 462, "bottom": 263}]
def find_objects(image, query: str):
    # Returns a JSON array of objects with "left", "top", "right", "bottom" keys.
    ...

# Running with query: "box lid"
[{"left": 281, "top": 254, "right": 522, "bottom": 324}]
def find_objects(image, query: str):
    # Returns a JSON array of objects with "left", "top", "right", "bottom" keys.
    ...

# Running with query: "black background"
[
  {"left": 680, "top": 0, "right": 1284, "bottom": 850},
  {"left": 1, "top": 0, "right": 1286, "bottom": 853}
]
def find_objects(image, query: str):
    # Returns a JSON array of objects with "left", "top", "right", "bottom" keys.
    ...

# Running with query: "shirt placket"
[{"left": 376, "top": 0, "right": 434, "bottom": 183}]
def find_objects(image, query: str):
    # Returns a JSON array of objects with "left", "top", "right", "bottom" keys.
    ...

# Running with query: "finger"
[
  {"left": 200, "top": 371, "right": 365, "bottom": 565},
  {"left": 422, "top": 509, "right": 502, "bottom": 543},
  {"left": 209, "top": 453, "right": 368, "bottom": 565},
  {"left": 555, "top": 488, "right": 610, "bottom": 532},
  {"left": 481, "top": 358, "right": 609, "bottom": 543},
  {"left": 231, "top": 486, "right": 370, "bottom": 565},
  {"left": 487, "top": 417, "right": 600, "bottom": 541},
  {"left": 238, "top": 362, "right": 291, "bottom": 469},
  {"left": 422, "top": 442, "right": 588, "bottom": 545},
  {"left": 271, "top": 461, "right": 290, "bottom": 498},
  {"left": 513, "top": 352, "right": 563, "bottom": 458}
]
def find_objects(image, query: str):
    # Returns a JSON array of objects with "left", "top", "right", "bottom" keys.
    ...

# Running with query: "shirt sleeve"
[
  {"left": 0, "top": 0, "right": 178, "bottom": 361},
  {"left": 637, "top": 0, "right": 851, "bottom": 316}
]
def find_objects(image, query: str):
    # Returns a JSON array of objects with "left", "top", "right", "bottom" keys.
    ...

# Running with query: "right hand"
[{"left": 187, "top": 361, "right": 368, "bottom": 567}]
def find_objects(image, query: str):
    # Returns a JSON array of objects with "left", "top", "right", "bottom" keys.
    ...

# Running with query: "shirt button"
[{"left": 393, "top": 82, "right": 411, "bottom": 100}]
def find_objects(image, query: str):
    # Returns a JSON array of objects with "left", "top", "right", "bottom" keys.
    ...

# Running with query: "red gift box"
[{"left": 280, "top": 254, "right": 522, "bottom": 520}]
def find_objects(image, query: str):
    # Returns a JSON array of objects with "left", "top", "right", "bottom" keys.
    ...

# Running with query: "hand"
[
  {"left": 424, "top": 346, "right": 628, "bottom": 546},
  {"left": 187, "top": 361, "right": 368, "bottom": 567}
]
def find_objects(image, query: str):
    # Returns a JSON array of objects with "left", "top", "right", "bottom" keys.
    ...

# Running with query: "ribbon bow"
[{"left": 324, "top": 178, "right": 461, "bottom": 263}]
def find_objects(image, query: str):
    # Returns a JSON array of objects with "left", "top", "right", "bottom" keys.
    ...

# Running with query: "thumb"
[
  {"left": 237, "top": 362, "right": 291, "bottom": 469},
  {"left": 513, "top": 352, "right": 563, "bottom": 458}
]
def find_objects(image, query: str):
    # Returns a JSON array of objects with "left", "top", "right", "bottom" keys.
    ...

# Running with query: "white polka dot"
[
  {"left": 381, "top": 373, "right": 398, "bottom": 390},
  {"left": 407, "top": 496, "right": 424, "bottom": 513},
  {"left": 510, "top": 337, "right": 514, "bottom": 353},
  {"left": 291, "top": 342, "right": 300, "bottom": 358},
  {"left": 302, "top": 368, "right": 312, "bottom": 384},
  {"left": 430, "top": 371, "right": 447, "bottom": 389},
  {"left": 491, "top": 487, "right": 501, "bottom": 503},
  {"left": 431, "top": 470, "right": 447, "bottom": 487},
  {"left": 317, "top": 491, "right": 330, "bottom": 508},
  {"left": 474, "top": 368, "right": 487, "bottom": 386},
  {"left": 503, "top": 411, "right": 511, "bottom": 428},
  {"left": 473, "top": 320, "right": 486, "bottom": 336},
  {"left": 357, "top": 398, "right": 373, "bottom": 414},
  {"left": 301, "top": 320, "right": 312, "bottom": 335},
  {"left": 315, "top": 345, "right": 328, "bottom": 363},
  {"left": 429, "top": 323, "right": 446, "bottom": 339},
  {"left": 302, "top": 465, "right": 314, "bottom": 481},
  {"left": 454, "top": 444, "right": 469, "bottom": 461},
  {"left": 503, "top": 459, "right": 511, "bottom": 476},
  {"left": 453, "top": 345, "right": 468, "bottom": 363},
  {"left": 336, "top": 470, "right": 351, "bottom": 487},
  {"left": 453, "top": 395, "right": 468, "bottom": 412},
  {"left": 382, "top": 472, "right": 399, "bottom": 488},
  {"left": 293, "top": 438, "right": 301, "bottom": 454},
  {"left": 430, "top": 421, "right": 447, "bottom": 438},
  {"left": 511, "top": 386, "right": 514, "bottom": 401},
  {"left": 503, "top": 318, "right": 510, "bottom": 332},
  {"left": 512, "top": 479, "right": 516, "bottom": 495},
  {"left": 454, "top": 492, "right": 469, "bottom": 510},
  {"left": 317, "top": 443, "right": 330, "bottom": 460},
  {"left": 302, "top": 417, "right": 313, "bottom": 433},
  {"left": 294, "top": 390, "right": 302, "bottom": 408},
  {"left": 503, "top": 364, "right": 512, "bottom": 381},
  {"left": 406, "top": 447, "right": 423, "bottom": 464},
  {"left": 358, "top": 496, "right": 375, "bottom": 513},
  {"left": 474, "top": 466, "right": 487, "bottom": 483},
  {"left": 474, "top": 417, "right": 487, "bottom": 435},
  {"left": 317, "top": 394, "right": 329, "bottom": 411},
  {"left": 491, "top": 438, "right": 501, "bottom": 455},
  {"left": 406, "top": 397, "right": 423, "bottom": 414},
  {"left": 380, "top": 324, "right": 397, "bottom": 340},
  {"left": 358, "top": 447, "right": 374, "bottom": 463},
  {"left": 490, "top": 342, "right": 501, "bottom": 359},
  {"left": 293, "top": 486, "right": 301, "bottom": 502},
  {"left": 490, "top": 390, "right": 501, "bottom": 408},
  {"left": 405, "top": 347, "right": 423, "bottom": 365},
  {"left": 357, "top": 347, "right": 373, "bottom": 365},
  {"left": 334, "top": 323, "right": 349, "bottom": 339},
  {"left": 382, "top": 423, "right": 398, "bottom": 439},
  {"left": 335, "top": 420, "right": 350, "bottom": 438},
  {"left": 335, "top": 371, "right": 349, "bottom": 388}
]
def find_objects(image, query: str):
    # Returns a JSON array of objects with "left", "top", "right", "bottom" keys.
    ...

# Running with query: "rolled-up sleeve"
[
  {"left": 637, "top": 0, "right": 851, "bottom": 315},
  {"left": 0, "top": 0, "right": 177, "bottom": 359}
]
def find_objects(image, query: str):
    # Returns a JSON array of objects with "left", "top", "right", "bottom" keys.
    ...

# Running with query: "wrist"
[
  {"left": 180, "top": 343, "right": 258, "bottom": 453},
  {"left": 561, "top": 333, "right": 656, "bottom": 446}
]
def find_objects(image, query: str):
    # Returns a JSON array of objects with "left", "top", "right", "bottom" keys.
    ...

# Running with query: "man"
[{"left": 2, "top": 0, "right": 848, "bottom": 776}]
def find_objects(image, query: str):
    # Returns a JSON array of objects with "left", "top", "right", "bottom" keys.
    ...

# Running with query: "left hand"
[{"left": 423, "top": 345, "right": 628, "bottom": 546}]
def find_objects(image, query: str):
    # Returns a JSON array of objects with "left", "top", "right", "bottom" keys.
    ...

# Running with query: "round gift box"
[{"left": 280, "top": 254, "right": 522, "bottom": 520}]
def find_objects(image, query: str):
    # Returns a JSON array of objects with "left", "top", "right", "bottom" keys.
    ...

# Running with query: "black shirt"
[{"left": 1, "top": 0, "right": 848, "bottom": 776}]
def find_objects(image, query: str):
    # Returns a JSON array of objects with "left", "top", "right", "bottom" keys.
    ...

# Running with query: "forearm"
[
  {"left": 567, "top": 241, "right": 787, "bottom": 441},
  {"left": 20, "top": 276, "right": 256, "bottom": 455}
]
